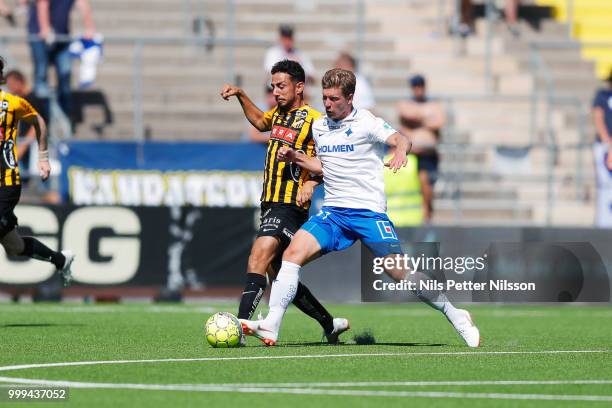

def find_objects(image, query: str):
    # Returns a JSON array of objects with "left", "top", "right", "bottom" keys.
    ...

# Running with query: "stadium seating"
[
  {"left": 537, "top": 0, "right": 612, "bottom": 78},
  {"left": 0, "top": 0, "right": 600, "bottom": 226}
]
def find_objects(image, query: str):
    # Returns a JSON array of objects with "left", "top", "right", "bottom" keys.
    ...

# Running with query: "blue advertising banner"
[{"left": 58, "top": 141, "right": 269, "bottom": 207}]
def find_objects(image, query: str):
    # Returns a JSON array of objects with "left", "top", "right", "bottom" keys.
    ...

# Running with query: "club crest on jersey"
[
  {"left": 291, "top": 115, "right": 305, "bottom": 129},
  {"left": 376, "top": 220, "right": 397, "bottom": 240}
]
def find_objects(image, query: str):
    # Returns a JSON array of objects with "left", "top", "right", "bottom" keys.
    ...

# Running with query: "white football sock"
[
  {"left": 411, "top": 270, "right": 459, "bottom": 318},
  {"left": 263, "top": 261, "right": 301, "bottom": 332}
]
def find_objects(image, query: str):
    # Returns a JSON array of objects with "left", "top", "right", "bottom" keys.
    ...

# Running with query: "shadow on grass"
[
  {"left": 274, "top": 341, "right": 447, "bottom": 348},
  {"left": 0, "top": 323, "right": 87, "bottom": 329}
]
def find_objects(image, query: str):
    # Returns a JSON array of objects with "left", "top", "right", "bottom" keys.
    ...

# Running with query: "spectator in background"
[
  {"left": 27, "top": 0, "right": 96, "bottom": 124},
  {"left": 455, "top": 0, "right": 520, "bottom": 37},
  {"left": 456, "top": 0, "right": 474, "bottom": 37},
  {"left": 397, "top": 74, "right": 446, "bottom": 223},
  {"left": 264, "top": 24, "right": 315, "bottom": 85},
  {"left": 0, "top": 0, "right": 16, "bottom": 26},
  {"left": 504, "top": 0, "right": 520, "bottom": 37},
  {"left": 247, "top": 84, "right": 276, "bottom": 144},
  {"left": 593, "top": 70, "right": 612, "bottom": 171},
  {"left": 5, "top": 69, "right": 60, "bottom": 204},
  {"left": 384, "top": 147, "right": 424, "bottom": 227},
  {"left": 333, "top": 52, "right": 375, "bottom": 110}
]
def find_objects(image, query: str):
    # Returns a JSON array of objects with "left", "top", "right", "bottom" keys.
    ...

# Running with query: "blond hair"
[{"left": 321, "top": 68, "right": 356, "bottom": 98}]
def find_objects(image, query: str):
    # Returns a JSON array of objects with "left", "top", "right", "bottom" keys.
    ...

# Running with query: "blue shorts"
[{"left": 301, "top": 206, "right": 402, "bottom": 257}]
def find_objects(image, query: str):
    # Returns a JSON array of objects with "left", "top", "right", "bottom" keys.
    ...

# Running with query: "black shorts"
[
  {"left": 0, "top": 186, "right": 21, "bottom": 239},
  {"left": 257, "top": 202, "right": 308, "bottom": 250},
  {"left": 417, "top": 152, "right": 439, "bottom": 186}
]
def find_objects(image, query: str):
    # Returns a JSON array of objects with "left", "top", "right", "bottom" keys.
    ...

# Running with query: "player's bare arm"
[
  {"left": 297, "top": 178, "right": 320, "bottom": 207},
  {"left": 220, "top": 84, "right": 267, "bottom": 131},
  {"left": 277, "top": 145, "right": 323, "bottom": 175},
  {"left": 384, "top": 132, "right": 411, "bottom": 173},
  {"left": 23, "top": 114, "right": 50, "bottom": 181}
]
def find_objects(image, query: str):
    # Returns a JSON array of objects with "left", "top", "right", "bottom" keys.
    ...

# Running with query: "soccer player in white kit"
[{"left": 241, "top": 68, "right": 480, "bottom": 347}]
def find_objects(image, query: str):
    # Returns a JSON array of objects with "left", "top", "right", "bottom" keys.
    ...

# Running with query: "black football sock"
[
  {"left": 237, "top": 272, "right": 267, "bottom": 319},
  {"left": 20, "top": 237, "right": 65, "bottom": 270},
  {"left": 293, "top": 282, "right": 334, "bottom": 333}
]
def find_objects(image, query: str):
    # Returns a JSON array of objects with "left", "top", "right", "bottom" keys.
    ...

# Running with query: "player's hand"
[
  {"left": 38, "top": 159, "right": 51, "bottom": 181},
  {"left": 297, "top": 182, "right": 315, "bottom": 206},
  {"left": 607, "top": 146, "right": 612, "bottom": 171},
  {"left": 385, "top": 151, "right": 408, "bottom": 173},
  {"left": 220, "top": 84, "right": 241, "bottom": 100},
  {"left": 277, "top": 146, "right": 297, "bottom": 163}
]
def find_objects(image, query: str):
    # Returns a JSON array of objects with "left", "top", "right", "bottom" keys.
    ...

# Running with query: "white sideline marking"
[
  {"left": 0, "top": 377, "right": 611, "bottom": 402},
  {"left": 0, "top": 352, "right": 610, "bottom": 402},
  {"left": 0, "top": 350, "right": 610, "bottom": 373},
  {"left": 0, "top": 305, "right": 217, "bottom": 314}
]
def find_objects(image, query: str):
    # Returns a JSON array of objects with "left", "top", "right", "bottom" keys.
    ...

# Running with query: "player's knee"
[
  {"left": 248, "top": 244, "right": 276, "bottom": 273},
  {"left": 281, "top": 243, "right": 306, "bottom": 264}
]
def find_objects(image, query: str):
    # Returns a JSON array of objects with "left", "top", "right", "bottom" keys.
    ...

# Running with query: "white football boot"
[
  {"left": 58, "top": 250, "right": 75, "bottom": 288},
  {"left": 239, "top": 319, "right": 278, "bottom": 346},
  {"left": 323, "top": 318, "right": 350, "bottom": 344},
  {"left": 447, "top": 309, "right": 480, "bottom": 347}
]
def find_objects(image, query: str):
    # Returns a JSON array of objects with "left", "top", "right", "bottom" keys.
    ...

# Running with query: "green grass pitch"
[{"left": 0, "top": 302, "right": 611, "bottom": 407}]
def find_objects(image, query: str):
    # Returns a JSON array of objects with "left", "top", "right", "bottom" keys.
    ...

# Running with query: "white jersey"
[{"left": 312, "top": 109, "right": 397, "bottom": 213}]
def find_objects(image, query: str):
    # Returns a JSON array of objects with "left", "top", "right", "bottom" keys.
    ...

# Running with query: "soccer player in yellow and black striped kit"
[
  {"left": 0, "top": 57, "right": 74, "bottom": 286},
  {"left": 221, "top": 60, "right": 349, "bottom": 344}
]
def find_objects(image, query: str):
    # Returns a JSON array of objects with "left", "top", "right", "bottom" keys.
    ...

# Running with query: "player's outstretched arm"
[
  {"left": 277, "top": 146, "right": 323, "bottom": 175},
  {"left": 220, "top": 84, "right": 267, "bottom": 131},
  {"left": 23, "top": 114, "right": 50, "bottom": 181},
  {"left": 384, "top": 132, "right": 412, "bottom": 173}
]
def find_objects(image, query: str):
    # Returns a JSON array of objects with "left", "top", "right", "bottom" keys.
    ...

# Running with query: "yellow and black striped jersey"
[
  {"left": 0, "top": 90, "right": 37, "bottom": 188},
  {"left": 261, "top": 104, "right": 320, "bottom": 209}
]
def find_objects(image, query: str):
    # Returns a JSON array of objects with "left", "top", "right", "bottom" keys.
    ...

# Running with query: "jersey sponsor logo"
[
  {"left": 319, "top": 144, "right": 355, "bottom": 153},
  {"left": 271, "top": 126, "right": 298, "bottom": 143},
  {"left": 282, "top": 227, "right": 294, "bottom": 239},
  {"left": 376, "top": 220, "right": 398, "bottom": 240}
]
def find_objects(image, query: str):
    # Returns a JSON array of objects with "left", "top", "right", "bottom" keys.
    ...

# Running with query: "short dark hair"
[
  {"left": 0, "top": 56, "right": 5, "bottom": 85},
  {"left": 322, "top": 68, "right": 356, "bottom": 98},
  {"left": 279, "top": 24, "right": 294, "bottom": 38},
  {"left": 271, "top": 59, "right": 305, "bottom": 84},
  {"left": 5, "top": 69, "right": 26, "bottom": 84},
  {"left": 409, "top": 74, "right": 426, "bottom": 88}
]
